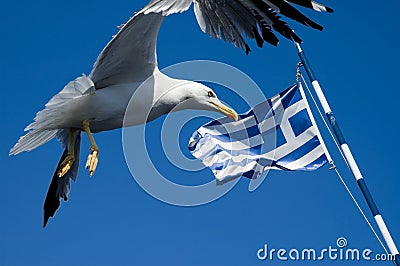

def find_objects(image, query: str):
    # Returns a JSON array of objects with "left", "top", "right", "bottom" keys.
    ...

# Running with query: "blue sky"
[{"left": 1, "top": 0, "right": 399, "bottom": 265}]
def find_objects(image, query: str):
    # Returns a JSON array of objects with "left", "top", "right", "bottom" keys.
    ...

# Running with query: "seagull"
[{"left": 10, "top": 0, "right": 332, "bottom": 227}]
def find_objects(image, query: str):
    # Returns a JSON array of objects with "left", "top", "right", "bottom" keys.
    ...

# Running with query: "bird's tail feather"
[
  {"left": 9, "top": 130, "right": 58, "bottom": 155},
  {"left": 43, "top": 130, "right": 81, "bottom": 227},
  {"left": 10, "top": 75, "right": 95, "bottom": 156}
]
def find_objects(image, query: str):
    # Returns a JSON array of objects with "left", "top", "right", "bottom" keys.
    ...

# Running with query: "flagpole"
[{"left": 295, "top": 42, "right": 400, "bottom": 265}]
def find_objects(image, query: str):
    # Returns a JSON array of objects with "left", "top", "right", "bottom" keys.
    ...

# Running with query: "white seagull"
[{"left": 10, "top": 0, "right": 332, "bottom": 226}]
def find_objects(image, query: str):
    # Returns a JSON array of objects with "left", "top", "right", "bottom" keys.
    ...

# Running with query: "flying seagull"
[{"left": 10, "top": 0, "right": 332, "bottom": 227}]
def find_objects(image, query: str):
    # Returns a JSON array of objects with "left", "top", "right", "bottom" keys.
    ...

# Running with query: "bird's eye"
[{"left": 208, "top": 91, "right": 215, "bottom": 97}]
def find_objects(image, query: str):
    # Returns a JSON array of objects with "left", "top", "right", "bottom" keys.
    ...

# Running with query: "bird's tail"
[
  {"left": 9, "top": 74, "right": 94, "bottom": 156},
  {"left": 43, "top": 129, "right": 82, "bottom": 227},
  {"left": 9, "top": 129, "right": 59, "bottom": 155}
]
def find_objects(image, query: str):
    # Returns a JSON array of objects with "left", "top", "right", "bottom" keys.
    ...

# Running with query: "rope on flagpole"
[
  {"left": 297, "top": 64, "right": 347, "bottom": 168},
  {"left": 300, "top": 73, "right": 389, "bottom": 256},
  {"left": 299, "top": 72, "right": 348, "bottom": 169},
  {"left": 295, "top": 42, "right": 400, "bottom": 265}
]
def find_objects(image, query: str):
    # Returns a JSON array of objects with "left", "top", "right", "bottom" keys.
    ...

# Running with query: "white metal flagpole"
[{"left": 295, "top": 42, "right": 400, "bottom": 265}]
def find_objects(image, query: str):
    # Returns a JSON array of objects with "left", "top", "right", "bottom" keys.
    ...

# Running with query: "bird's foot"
[
  {"left": 58, "top": 154, "right": 75, "bottom": 177},
  {"left": 85, "top": 145, "right": 99, "bottom": 176}
]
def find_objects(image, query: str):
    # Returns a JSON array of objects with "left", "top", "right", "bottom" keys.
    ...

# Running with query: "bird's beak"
[{"left": 209, "top": 101, "right": 238, "bottom": 121}]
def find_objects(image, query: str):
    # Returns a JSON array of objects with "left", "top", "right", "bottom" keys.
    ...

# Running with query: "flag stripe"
[
  {"left": 281, "top": 144, "right": 325, "bottom": 170},
  {"left": 276, "top": 135, "right": 320, "bottom": 164},
  {"left": 262, "top": 126, "right": 317, "bottom": 159}
]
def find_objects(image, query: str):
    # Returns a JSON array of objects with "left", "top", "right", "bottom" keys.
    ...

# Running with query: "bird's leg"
[
  {"left": 82, "top": 120, "right": 99, "bottom": 176},
  {"left": 58, "top": 129, "right": 76, "bottom": 177}
]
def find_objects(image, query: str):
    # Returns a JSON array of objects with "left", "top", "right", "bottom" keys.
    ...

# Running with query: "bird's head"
[{"left": 160, "top": 81, "right": 238, "bottom": 121}]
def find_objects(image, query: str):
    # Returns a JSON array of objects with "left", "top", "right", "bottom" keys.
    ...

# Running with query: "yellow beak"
[{"left": 209, "top": 102, "right": 239, "bottom": 121}]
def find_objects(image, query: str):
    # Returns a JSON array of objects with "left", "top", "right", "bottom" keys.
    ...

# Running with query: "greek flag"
[{"left": 188, "top": 83, "right": 328, "bottom": 182}]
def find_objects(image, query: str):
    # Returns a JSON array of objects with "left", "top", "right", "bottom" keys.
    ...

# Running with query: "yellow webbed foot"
[
  {"left": 58, "top": 154, "right": 75, "bottom": 177},
  {"left": 85, "top": 145, "right": 99, "bottom": 176}
]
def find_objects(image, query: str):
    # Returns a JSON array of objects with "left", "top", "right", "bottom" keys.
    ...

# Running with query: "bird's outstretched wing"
[
  {"left": 143, "top": 0, "right": 333, "bottom": 54},
  {"left": 89, "top": 12, "right": 164, "bottom": 89},
  {"left": 90, "top": 0, "right": 332, "bottom": 87}
]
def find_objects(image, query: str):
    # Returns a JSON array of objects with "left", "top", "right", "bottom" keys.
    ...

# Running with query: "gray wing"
[
  {"left": 140, "top": 0, "right": 332, "bottom": 54},
  {"left": 89, "top": 12, "right": 164, "bottom": 89}
]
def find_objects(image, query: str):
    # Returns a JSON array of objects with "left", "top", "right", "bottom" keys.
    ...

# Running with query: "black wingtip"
[
  {"left": 43, "top": 186, "right": 61, "bottom": 228},
  {"left": 42, "top": 148, "right": 68, "bottom": 228},
  {"left": 252, "top": 27, "right": 264, "bottom": 48},
  {"left": 245, "top": 44, "right": 251, "bottom": 55},
  {"left": 43, "top": 215, "right": 50, "bottom": 228},
  {"left": 314, "top": 24, "right": 323, "bottom": 31},
  {"left": 325, "top": 6, "right": 334, "bottom": 13}
]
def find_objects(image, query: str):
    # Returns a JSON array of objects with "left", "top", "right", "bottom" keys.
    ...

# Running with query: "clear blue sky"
[{"left": 1, "top": 1, "right": 399, "bottom": 265}]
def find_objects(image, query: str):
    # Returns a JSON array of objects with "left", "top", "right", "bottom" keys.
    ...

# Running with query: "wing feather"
[
  {"left": 191, "top": 0, "right": 330, "bottom": 52},
  {"left": 285, "top": 0, "right": 333, "bottom": 13},
  {"left": 89, "top": 12, "right": 164, "bottom": 89},
  {"left": 90, "top": 0, "right": 333, "bottom": 83},
  {"left": 143, "top": 0, "right": 193, "bottom": 15},
  {"left": 265, "top": 0, "right": 323, "bottom": 30}
]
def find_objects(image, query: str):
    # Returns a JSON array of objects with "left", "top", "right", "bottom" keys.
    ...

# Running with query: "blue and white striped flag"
[{"left": 188, "top": 83, "right": 329, "bottom": 182}]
